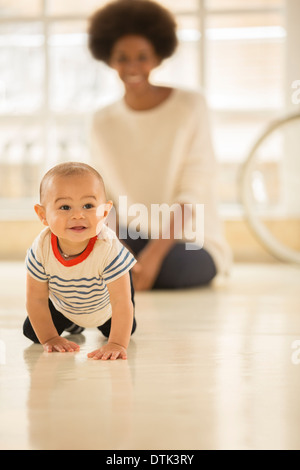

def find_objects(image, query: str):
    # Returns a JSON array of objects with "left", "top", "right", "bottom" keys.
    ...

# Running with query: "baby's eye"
[
  {"left": 60, "top": 205, "right": 71, "bottom": 211},
  {"left": 83, "top": 203, "right": 94, "bottom": 209}
]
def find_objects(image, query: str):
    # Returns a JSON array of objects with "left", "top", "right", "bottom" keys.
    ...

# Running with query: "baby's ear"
[
  {"left": 104, "top": 200, "right": 113, "bottom": 218},
  {"left": 34, "top": 204, "right": 48, "bottom": 226},
  {"left": 97, "top": 201, "right": 113, "bottom": 219}
]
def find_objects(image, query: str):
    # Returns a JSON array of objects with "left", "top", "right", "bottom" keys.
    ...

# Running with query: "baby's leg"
[
  {"left": 23, "top": 300, "right": 75, "bottom": 344},
  {"left": 97, "top": 316, "right": 137, "bottom": 338}
]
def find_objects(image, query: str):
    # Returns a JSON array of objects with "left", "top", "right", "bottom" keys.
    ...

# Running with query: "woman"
[{"left": 88, "top": 0, "right": 231, "bottom": 291}]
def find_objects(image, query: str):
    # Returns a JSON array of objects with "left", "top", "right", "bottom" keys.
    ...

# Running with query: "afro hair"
[{"left": 88, "top": 0, "right": 178, "bottom": 64}]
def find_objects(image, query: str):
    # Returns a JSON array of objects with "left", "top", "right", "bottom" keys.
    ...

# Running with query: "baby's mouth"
[{"left": 69, "top": 226, "right": 87, "bottom": 232}]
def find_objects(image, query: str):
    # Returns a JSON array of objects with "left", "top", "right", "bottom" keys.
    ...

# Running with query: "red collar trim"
[{"left": 51, "top": 233, "right": 97, "bottom": 267}]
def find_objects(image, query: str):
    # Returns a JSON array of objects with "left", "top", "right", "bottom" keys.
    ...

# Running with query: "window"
[
  {"left": 205, "top": 1, "right": 286, "bottom": 210},
  {"left": 0, "top": 0, "right": 289, "bottom": 218}
]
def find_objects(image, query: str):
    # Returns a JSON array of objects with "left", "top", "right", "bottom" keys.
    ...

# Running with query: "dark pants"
[
  {"left": 23, "top": 272, "right": 136, "bottom": 344},
  {"left": 123, "top": 233, "right": 217, "bottom": 290}
]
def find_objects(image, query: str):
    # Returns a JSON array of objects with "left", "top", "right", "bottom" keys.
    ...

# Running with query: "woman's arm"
[{"left": 132, "top": 203, "right": 192, "bottom": 291}]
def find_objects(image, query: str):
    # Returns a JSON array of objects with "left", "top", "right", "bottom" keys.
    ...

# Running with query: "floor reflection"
[{"left": 23, "top": 335, "right": 135, "bottom": 450}]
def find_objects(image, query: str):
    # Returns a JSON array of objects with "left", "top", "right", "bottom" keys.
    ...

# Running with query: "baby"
[{"left": 23, "top": 162, "right": 136, "bottom": 360}]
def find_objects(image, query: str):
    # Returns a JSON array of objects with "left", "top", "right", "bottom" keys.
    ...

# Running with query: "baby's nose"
[{"left": 72, "top": 209, "right": 84, "bottom": 218}]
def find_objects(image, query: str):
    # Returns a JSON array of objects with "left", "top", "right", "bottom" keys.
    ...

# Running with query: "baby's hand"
[
  {"left": 43, "top": 336, "right": 80, "bottom": 353},
  {"left": 87, "top": 342, "right": 127, "bottom": 361}
]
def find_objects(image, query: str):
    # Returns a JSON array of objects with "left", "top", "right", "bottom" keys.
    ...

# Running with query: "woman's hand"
[
  {"left": 131, "top": 245, "right": 163, "bottom": 291},
  {"left": 131, "top": 233, "right": 179, "bottom": 291}
]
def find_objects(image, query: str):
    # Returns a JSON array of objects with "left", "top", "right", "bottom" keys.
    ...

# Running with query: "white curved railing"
[{"left": 240, "top": 112, "right": 300, "bottom": 265}]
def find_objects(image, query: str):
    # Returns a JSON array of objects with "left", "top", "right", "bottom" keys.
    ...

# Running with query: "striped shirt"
[{"left": 26, "top": 226, "right": 136, "bottom": 328}]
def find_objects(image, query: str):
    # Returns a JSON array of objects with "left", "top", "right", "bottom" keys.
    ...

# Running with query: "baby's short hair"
[
  {"left": 88, "top": 0, "right": 178, "bottom": 64},
  {"left": 39, "top": 162, "right": 106, "bottom": 203}
]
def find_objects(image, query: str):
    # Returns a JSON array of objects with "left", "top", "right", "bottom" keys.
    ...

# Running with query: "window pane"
[
  {"left": 206, "top": 0, "right": 284, "bottom": 10},
  {"left": 48, "top": 0, "right": 199, "bottom": 16},
  {"left": 48, "top": 0, "right": 111, "bottom": 16},
  {"left": 44, "top": 117, "right": 90, "bottom": 169},
  {"left": 211, "top": 113, "right": 271, "bottom": 163},
  {"left": 153, "top": 14, "right": 201, "bottom": 88},
  {"left": 48, "top": 21, "right": 122, "bottom": 112},
  {"left": 252, "top": 118, "right": 300, "bottom": 213},
  {"left": 0, "top": 0, "right": 42, "bottom": 17},
  {"left": 158, "top": 0, "right": 200, "bottom": 12},
  {"left": 206, "top": 13, "right": 285, "bottom": 110},
  {"left": 152, "top": 40, "right": 200, "bottom": 89},
  {"left": 211, "top": 113, "right": 274, "bottom": 204},
  {"left": 0, "top": 121, "right": 43, "bottom": 199},
  {"left": 0, "top": 23, "right": 44, "bottom": 114}
]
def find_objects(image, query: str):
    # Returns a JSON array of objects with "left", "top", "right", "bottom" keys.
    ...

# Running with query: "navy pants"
[{"left": 122, "top": 232, "right": 217, "bottom": 290}]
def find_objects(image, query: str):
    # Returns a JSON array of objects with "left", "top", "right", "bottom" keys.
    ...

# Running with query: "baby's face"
[{"left": 36, "top": 173, "right": 110, "bottom": 243}]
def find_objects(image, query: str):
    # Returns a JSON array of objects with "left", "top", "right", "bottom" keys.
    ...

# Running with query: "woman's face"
[{"left": 109, "top": 35, "right": 161, "bottom": 93}]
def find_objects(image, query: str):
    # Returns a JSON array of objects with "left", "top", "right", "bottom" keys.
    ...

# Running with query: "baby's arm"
[
  {"left": 26, "top": 273, "right": 80, "bottom": 353},
  {"left": 87, "top": 272, "right": 134, "bottom": 360}
]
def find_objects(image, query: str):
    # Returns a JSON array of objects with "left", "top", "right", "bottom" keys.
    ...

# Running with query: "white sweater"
[{"left": 90, "top": 88, "right": 231, "bottom": 275}]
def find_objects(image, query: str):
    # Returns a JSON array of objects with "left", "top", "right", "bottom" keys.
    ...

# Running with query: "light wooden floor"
[{"left": 0, "top": 261, "right": 300, "bottom": 450}]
